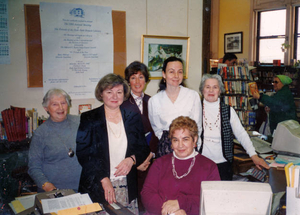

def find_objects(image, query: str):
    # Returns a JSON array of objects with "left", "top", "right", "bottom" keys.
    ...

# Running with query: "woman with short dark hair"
[
  {"left": 76, "top": 73, "right": 149, "bottom": 214},
  {"left": 121, "top": 61, "right": 159, "bottom": 213}
]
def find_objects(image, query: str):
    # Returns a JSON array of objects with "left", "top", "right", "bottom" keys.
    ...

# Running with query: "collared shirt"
[{"left": 131, "top": 91, "right": 144, "bottom": 114}]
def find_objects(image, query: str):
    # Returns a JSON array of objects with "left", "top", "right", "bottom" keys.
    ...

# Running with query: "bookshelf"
[{"left": 217, "top": 65, "right": 256, "bottom": 130}]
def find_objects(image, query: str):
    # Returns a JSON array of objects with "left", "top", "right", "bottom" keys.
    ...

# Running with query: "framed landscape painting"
[
  {"left": 141, "top": 35, "right": 190, "bottom": 79},
  {"left": 224, "top": 32, "right": 243, "bottom": 54}
]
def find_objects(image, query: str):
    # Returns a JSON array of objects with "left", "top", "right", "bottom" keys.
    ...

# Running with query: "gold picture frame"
[{"left": 141, "top": 35, "right": 190, "bottom": 79}]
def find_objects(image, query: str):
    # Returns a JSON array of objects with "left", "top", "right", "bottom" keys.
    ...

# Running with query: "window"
[{"left": 256, "top": 9, "right": 286, "bottom": 64}]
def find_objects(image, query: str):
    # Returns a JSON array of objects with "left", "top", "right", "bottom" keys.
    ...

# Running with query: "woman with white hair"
[
  {"left": 28, "top": 88, "right": 82, "bottom": 192},
  {"left": 198, "top": 74, "right": 269, "bottom": 180}
]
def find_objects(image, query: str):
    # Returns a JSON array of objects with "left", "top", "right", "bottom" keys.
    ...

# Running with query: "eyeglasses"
[{"left": 272, "top": 81, "right": 279, "bottom": 84}]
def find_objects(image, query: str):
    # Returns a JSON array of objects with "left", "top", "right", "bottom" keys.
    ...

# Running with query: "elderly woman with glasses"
[
  {"left": 253, "top": 75, "right": 297, "bottom": 134},
  {"left": 141, "top": 116, "right": 220, "bottom": 215},
  {"left": 28, "top": 88, "right": 82, "bottom": 192},
  {"left": 76, "top": 74, "right": 149, "bottom": 214}
]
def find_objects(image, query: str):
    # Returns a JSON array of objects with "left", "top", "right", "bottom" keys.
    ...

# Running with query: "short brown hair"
[
  {"left": 169, "top": 116, "right": 198, "bottom": 141},
  {"left": 124, "top": 61, "right": 150, "bottom": 83},
  {"left": 95, "top": 73, "right": 130, "bottom": 102}
]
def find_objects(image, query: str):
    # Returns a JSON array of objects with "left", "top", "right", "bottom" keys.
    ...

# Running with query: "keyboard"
[{"left": 251, "top": 137, "right": 272, "bottom": 154}]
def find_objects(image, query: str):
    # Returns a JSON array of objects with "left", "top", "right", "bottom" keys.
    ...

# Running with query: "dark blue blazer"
[{"left": 76, "top": 105, "right": 149, "bottom": 203}]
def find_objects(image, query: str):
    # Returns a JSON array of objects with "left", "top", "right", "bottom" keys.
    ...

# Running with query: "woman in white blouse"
[
  {"left": 148, "top": 57, "right": 202, "bottom": 157},
  {"left": 198, "top": 74, "right": 269, "bottom": 180}
]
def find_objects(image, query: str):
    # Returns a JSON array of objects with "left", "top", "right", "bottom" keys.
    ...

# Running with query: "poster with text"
[{"left": 40, "top": 2, "right": 113, "bottom": 99}]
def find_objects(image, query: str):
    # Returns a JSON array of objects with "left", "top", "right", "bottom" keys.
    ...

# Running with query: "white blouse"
[
  {"left": 107, "top": 119, "right": 127, "bottom": 180},
  {"left": 148, "top": 86, "right": 202, "bottom": 143},
  {"left": 202, "top": 99, "right": 256, "bottom": 164}
]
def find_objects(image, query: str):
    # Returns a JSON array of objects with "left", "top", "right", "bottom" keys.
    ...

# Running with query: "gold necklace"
[{"left": 203, "top": 103, "right": 220, "bottom": 131}]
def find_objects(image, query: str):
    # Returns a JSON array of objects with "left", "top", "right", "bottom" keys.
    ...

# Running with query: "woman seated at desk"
[
  {"left": 76, "top": 74, "right": 149, "bottom": 215},
  {"left": 28, "top": 88, "right": 82, "bottom": 192},
  {"left": 141, "top": 116, "right": 220, "bottom": 215}
]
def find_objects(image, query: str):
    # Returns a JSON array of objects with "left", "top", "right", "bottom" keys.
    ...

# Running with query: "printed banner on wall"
[
  {"left": 0, "top": 0, "right": 10, "bottom": 64},
  {"left": 40, "top": 2, "right": 113, "bottom": 99}
]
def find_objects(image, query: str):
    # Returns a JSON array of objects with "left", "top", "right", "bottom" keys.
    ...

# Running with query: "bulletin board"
[{"left": 24, "top": 4, "right": 126, "bottom": 88}]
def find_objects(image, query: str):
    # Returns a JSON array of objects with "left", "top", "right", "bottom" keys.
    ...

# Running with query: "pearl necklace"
[
  {"left": 172, "top": 156, "right": 196, "bottom": 179},
  {"left": 203, "top": 103, "right": 220, "bottom": 130}
]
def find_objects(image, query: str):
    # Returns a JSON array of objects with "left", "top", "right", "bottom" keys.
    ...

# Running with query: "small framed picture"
[
  {"left": 224, "top": 32, "right": 243, "bottom": 54},
  {"left": 141, "top": 35, "right": 190, "bottom": 79}
]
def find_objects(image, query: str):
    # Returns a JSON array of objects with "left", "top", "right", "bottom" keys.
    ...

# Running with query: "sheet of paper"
[
  {"left": 10, "top": 200, "right": 25, "bottom": 213},
  {"left": 15, "top": 194, "right": 36, "bottom": 209},
  {"left": 40, "top": 2, "right": 113, "bottom": 99},
  {"left": 57, "top": 203, "right": 102, "bottom": 215},
  {"left": 41, "top": 193, "right": 93, "bottom": 214}
]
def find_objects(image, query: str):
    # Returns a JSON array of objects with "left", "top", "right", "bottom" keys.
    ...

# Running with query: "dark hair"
[
  {"left": 222, "top": 53, "right": 237, "bottom": 63},
  {"left": 169, "top": 116, "right": 198, "bottom": 142},
  {"left": 158, "top": 57, "right": 186, "bottom": 91},
  {"left": 124, "top": 61, "right": 150, "bottom": 83},
  {"left": 42, "top": 88, "right": 71, "bottom": 108},
  {"left": 95, "top": 73, "right": 130, "bottom": 102}
]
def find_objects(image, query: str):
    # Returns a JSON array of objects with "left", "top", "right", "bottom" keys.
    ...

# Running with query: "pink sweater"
[{"left": 141, "top": 153, "right": 220, "bottom": 215}]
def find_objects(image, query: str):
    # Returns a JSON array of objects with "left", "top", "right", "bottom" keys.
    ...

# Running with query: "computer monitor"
[
  {"left": 200, "top": 181, "right": 272, "bottom": 215},
  {"left": 272, "top": 120, "right": 300, "bottom": 157}
]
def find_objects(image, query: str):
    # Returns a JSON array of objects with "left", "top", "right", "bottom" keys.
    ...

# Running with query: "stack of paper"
[
  {"left": 285, "top": 163, "right": 300, "bottom": 190},
  {"left": 9, "top": 194, "right": 36, "bottom": 214},
  {"left": 41, "top": 193, "right": 102, "bottom": 214},
  {"left": 285, "top": 162, "right": 300, "bottom": 214}
]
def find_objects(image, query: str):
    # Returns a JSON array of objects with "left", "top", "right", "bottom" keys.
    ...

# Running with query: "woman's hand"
[
  {"left": 251, "top": 155, "right": 270, "bottom": 170},
  {"left": 101, "top": 177, "right": 116, "bottom": 204},
  {"left": 42, "top": 182, "right": 56, "bottom": 192},
  {"left": 137, "top": 152, "right": 153, "bottom": 171},
  {"left": 174, "top": 209, "right": 187, "bottom": 215},
  {"left": 252, "top": 91, "right": 260, "bottom": 99},
  {"left": 161, "top": 200, "right": 180, "bottom": 215},
  {"left": 114, "top": 156, "right": 135, "bottom": 177}
]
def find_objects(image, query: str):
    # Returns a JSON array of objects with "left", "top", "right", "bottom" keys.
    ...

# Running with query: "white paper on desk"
[
  {"left": 15, "top": 194, "right": 36, "bottom": 209},
  {"left": 42, "top": 193, "right": 93, "bottom": 214}
]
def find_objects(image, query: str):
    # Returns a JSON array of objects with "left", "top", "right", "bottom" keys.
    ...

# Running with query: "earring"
[{"left": 163, "top": 78, "right": 166, "bottom": 83}]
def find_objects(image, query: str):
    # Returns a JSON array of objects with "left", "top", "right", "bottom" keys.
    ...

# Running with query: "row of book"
[
  {"left": 223, "top": 96, "right": 248, "bottom": 110},
  {"left": 0, "top": 107, "right": 45, "bottom": 141},
  {"left": 217, "top": 65, "right": 252, "bottom": 80},
  {"left": 224, "top": 81, "right": 249, "bottom": 95},
  {"left": 236, "top": 110, "right": 256, "bottom": 126},
  {"left": 1, "top": 106, "right": 26, "bottom": 142}
]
